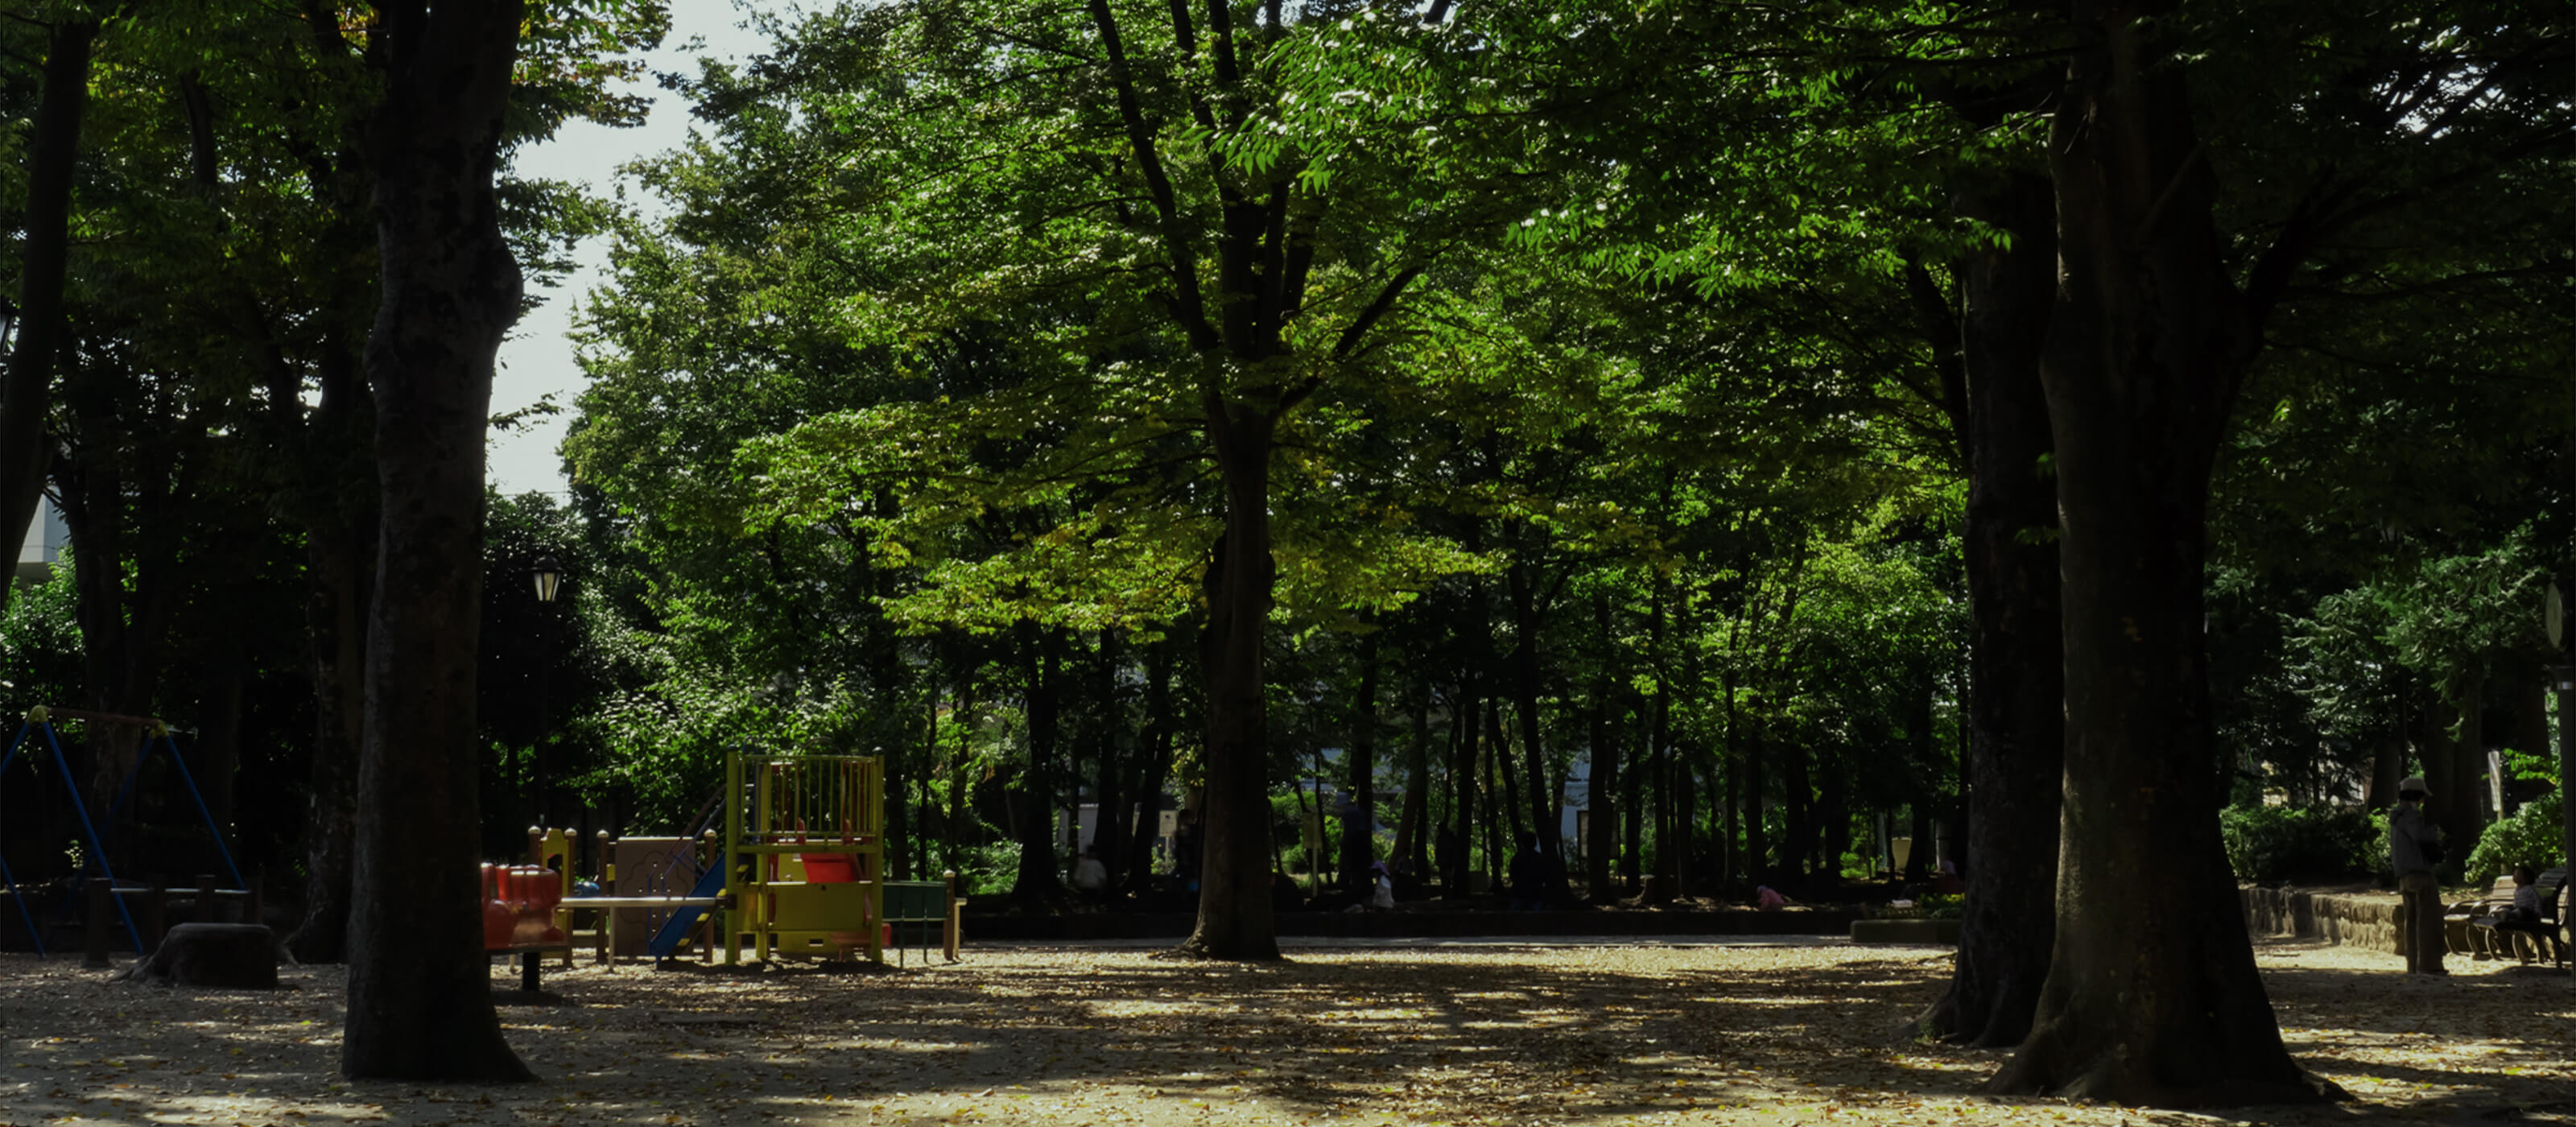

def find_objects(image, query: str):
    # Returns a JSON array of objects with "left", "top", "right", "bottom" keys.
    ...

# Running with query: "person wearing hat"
[{"left": 2388, "top": 776, "right": 2448, "bottom": 975}]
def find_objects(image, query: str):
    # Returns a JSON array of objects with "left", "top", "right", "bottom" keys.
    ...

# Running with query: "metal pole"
[
  {"left": 724, "top": 745, "right": 743, "bottom": 966},
  {"left": 534, "top": 606, "right": 551, "bottom": 832}
]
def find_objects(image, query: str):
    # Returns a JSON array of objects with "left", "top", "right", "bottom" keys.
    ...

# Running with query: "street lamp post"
[{"left": 530, "top": 553, "right": 562, "bottom": 830}]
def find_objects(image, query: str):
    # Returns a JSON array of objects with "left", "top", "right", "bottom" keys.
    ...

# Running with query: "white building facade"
[{"left": 13, "top": 502, "right": 67, "bottom": 584}]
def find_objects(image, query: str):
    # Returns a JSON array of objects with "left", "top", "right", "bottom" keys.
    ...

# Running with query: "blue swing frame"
[{"left": 1, "top": 716, "right": 246, "bottom": 957}]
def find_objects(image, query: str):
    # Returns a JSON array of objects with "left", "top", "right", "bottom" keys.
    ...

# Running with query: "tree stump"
[{"left": 122, "top": 923, "right": 280, "bottom": 989}]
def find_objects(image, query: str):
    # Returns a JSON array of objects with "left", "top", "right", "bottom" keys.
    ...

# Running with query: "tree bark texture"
[
  {"left": 1505, "top": 558, "right": 1572, "bottom": 901},
  {"left": 1340, "top": 630, "right": 1381, "bottom": 898},
  {"left": 273, "top": 21, "right": 382, "bottom": 959},
  {"left": 1586, "top": 692, "right": 1620, "bottom": 902},
  {"left": 1719, "top": 673, "right": 1742, "bottom": 891},
  {"left": 288, "top": 518, "right": 369, "bottom": 963},
  {"left": 1393, "top": 687, "right": 1430, "bottom": 879},
  {"left": 2425, "top": 682, "right": 2485, "bottom": 865},
  {"left": 58, "top": 348, "right": 196, "bottom": 844},
  {"left": 1013, "top": 625, "right": 1065, "bottom": 902},
  {"left": 1125, "top": 631, "right": 1179, "bottom": 890},
  {"left": 0, "top": 16, "right": 97, "bottom": 627},
  {"left": 1448, "top": 679, "right": 1480, "bottom": 893},
  {"left": 284, "top": 329, "right": 375, "bottom": 964},
  {"left": 1181, "top": 415, "right": 1281, "bottom": 959},
  {"left": 1988, "top": 3, "right": 2324, "bottom": 1104},
  {"left": 1092, "top": 632, "right": 1129, "bottom": 894},
  {"left": 1918, "top": 169, "right": 2063, "bottom": 1048},
  {"left": 341, "top": 0, "right": 531, "bottom": 1083}
]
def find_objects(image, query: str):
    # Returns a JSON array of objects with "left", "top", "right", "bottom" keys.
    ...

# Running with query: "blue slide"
[{"left": 645, "top": 861, "right": 729, "bottom": 959}]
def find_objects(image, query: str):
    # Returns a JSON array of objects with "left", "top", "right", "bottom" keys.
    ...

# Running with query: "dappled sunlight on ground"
[{"left": 0, "top": 937, "right": 2566, "bottom": 1125}]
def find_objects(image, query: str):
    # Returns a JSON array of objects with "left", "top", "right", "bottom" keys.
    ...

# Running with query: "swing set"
[{"left": 0, "top": 706, "right": 248, "bottom": 957}]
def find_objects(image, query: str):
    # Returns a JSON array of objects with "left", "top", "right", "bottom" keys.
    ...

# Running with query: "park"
[{"left": 1, "top": 0, "right": 2571, "bottom": 1119}]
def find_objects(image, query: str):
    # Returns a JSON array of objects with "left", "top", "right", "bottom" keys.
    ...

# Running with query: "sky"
[{"left": 487, "top": 1, "right": 785, "bottom": 497}]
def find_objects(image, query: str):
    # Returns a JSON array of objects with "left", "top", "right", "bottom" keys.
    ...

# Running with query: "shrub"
[
  {"left": 2464, "top": 791, "right": 2565, "bottom": 885},
  {"left": 2219, "top": 803, "right": 2380, "bottom": 886},
  {"left": 949, "top": 839, "right": 1022, "bottom": 898}
]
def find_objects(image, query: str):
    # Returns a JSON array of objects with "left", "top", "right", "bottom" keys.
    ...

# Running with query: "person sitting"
[
  {"left": 2509, "top": 864, "right": 2541, "bottom": 920},
  {"left": 2486, "top": 863, "right": 2563, "bottom": 963},
  {"left": 1071, "top": 846, "right": 1108, "bottom": 909},
  {"left": 1368, "top": 861, "right": 1397, "bottom": 910}
]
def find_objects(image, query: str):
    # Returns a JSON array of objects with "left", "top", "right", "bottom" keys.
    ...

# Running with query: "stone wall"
[{"left": 2240, "top": 886, "right": 2401, "bottom": 954}]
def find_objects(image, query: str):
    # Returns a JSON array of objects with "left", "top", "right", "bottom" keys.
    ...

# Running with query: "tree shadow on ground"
[
  {"left": 2, "top": 944, "right": 2565, "bottom": 1126},
  {"left": 572, "top": 948, "right": 1996, "bottom": 1121}
]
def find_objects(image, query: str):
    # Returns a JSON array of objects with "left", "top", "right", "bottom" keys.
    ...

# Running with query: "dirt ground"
[{"left": 0, "top": 936, "right": 2568, "bottom": 1127}]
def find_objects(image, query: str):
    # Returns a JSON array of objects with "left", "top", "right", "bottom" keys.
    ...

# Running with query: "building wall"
[{"left": 13, "top": 502, "right": 67, "bottom": 584}]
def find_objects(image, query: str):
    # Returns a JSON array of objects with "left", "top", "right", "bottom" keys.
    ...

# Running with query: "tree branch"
[
  {"left": 1088, "top": 0, "right": 1218, "bottom": 351},
  {"left": 1331, "top": 266, "right": 1424, "bottom": 361}
]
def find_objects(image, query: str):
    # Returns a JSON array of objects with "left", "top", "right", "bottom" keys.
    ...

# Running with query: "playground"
[
  {"left": 5, "top": 735, "right": 960, "bottom": 975},
  {"left": 0, "top": 938, "right": 2566, "bottom": 1127}
]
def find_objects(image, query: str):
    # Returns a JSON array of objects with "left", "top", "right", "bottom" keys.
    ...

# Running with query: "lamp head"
[{"left": 531, "top": 553, "right": 563, "bottom": 603}]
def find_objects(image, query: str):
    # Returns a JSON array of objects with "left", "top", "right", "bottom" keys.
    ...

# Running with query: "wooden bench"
[{"left": 2456, "top": 866, "right": 2568, "bottom": 967}]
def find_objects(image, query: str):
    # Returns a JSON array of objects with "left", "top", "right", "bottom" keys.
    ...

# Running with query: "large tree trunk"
[
  {"left": 288, "top": 515, "right": 369, "bottom": 963},
  {"left": 340, "top": 0, "right": 530, "bottom": 1082},
  {"left": 1449, "top": 678, "right": 1480, "bottom": 893},
  {"left": 1987, "top": 3, "right": 2322, "bottom": 1104},
  {"left": 283, "top": 300, "right": 375, "bottom": 964},
  {"left": 1489, "top": 697, "right": 1528, "bottom": 843},
  {"left": 1179, "top": 415, "right": 1280, "bottom": 959},
  {"left": 1089, "top": 632, "right": 1127, "bottom": 894},
  {"left": 1781, "top": 746, "right": 1816, "bottom": 889},
  {"left": 2428, "top": 682, "right": 2487, "bottom": 865},
  {"left": 1124, "top": 630, "right": 1179, "bottom": 890},
  {"left": 1013, "top": 625, "right": 1065, "bottom": 901},
  {"left": 1916, "top": 169, "right": 2063, "bottom": 1047},
  {"left": 2363, "top": 733, "right": 2405, "bottom": 811},
  {"left": 0, "top": 16, "right": 96, "bottom": 627},
  {"left": 1817, "top": 758, "right": 1847, "bottom": 886},
  {"left": 1719, "top": 673, "right": 1742, "bottom": 893},
  {"left": 1586, "top": 690, "right": 1620, "bottom": 902},
  {"left": 1340, "top": 630, "right": 1381, "bottom": 898},
  {"left": 194, "top": 660, "right": 245, "bottom": 852},
  {"left": 58, "top": 354, "right": 191, "bottom": 842},
  {"left": 275, "top": 19, "right": 381, "bottom": 957},
  {"left": 1393, "top": 685, "right": 1430, "bottom": 880},
  {"left": 1504, "top": 558, "right": 1566, "bottom": 899},
  {"left": 1740, "top": 727, "right": 1767, "bottom": 888}
]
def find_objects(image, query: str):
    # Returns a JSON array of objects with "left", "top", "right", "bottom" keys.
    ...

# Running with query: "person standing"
[
  {"left": 2388, "top": 776, "right": 2448, "bottom": 976},
  {"left": 1507, "top": 832, "right": 1542, "bottom": 911}
]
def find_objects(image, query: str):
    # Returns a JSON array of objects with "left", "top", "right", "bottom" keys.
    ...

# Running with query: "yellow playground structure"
[{"left": 726, "top": 751, "right": 889, "bottom": 963}]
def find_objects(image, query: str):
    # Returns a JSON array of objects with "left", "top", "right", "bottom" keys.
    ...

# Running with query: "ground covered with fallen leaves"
[{"left": 1, "top": 936, "right": 2568, "bottom": 1126}]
